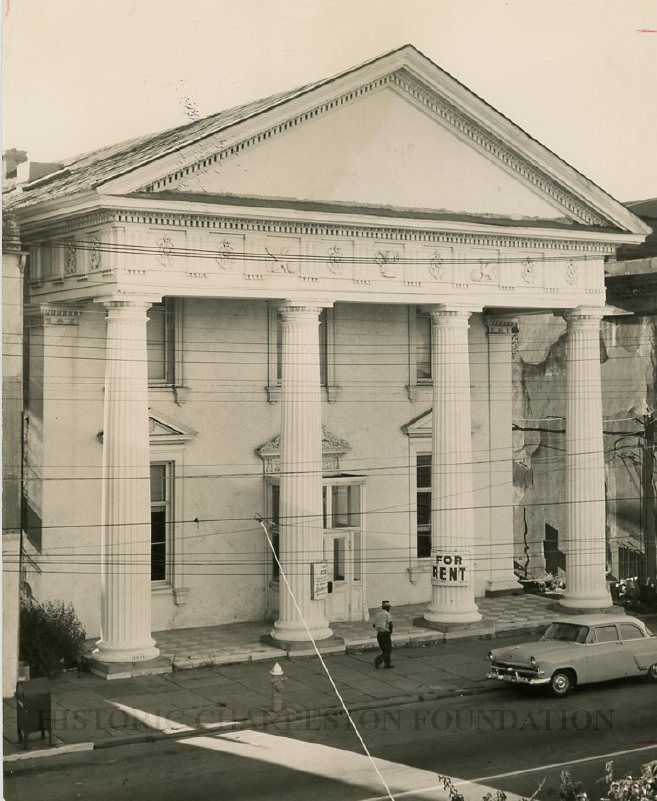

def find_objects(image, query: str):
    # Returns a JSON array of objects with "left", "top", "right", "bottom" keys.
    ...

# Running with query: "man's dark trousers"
[{"left": 375, "top": 631, "right": 392, "bottom": 668}]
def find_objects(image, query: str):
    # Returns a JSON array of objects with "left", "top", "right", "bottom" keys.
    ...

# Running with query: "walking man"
[{"left": 373, "top": 600, "right": 394, "bottom": 669}]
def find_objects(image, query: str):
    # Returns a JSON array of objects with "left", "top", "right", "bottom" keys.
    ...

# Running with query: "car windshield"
[{"left": 541, "top": 623, "right": 589, "bottom": 643}]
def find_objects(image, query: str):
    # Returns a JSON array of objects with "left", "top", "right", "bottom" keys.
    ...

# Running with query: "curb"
[
  {"left": 3, "top": 680, "right": 504, "bottom": 765},
  {"left": 4, "top": 741, "right": 94, "bottom": 764}
]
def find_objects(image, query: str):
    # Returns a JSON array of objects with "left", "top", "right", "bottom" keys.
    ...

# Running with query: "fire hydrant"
[{"left": 270, "top": 662, "right": 285, "bottom": 712}]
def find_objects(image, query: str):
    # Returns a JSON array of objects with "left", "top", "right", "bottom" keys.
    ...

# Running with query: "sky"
[{"left": 2, "top": 0, "right": 656, "bottom": 203}]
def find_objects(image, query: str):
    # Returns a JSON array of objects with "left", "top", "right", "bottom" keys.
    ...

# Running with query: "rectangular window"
[
  {"left": 270, "top": 483, "right": 280, "bottom": 579},
  {"left": 416, "top": 309, "right": 431, "bottom": 381},
  {"left": 323, "top": 484, "right": 360, "bottom": 528},
  {"left": 147, "top": 300, "right": 176, "bottom": 384},
  {"left": 353, "top": 531, "right": 362, "bottom": 582},
  {"left": 416, "top": 454, "right": 432, "bottom": 558},
  {"left": 150, "top": 462, "right": 172, "bottom": 582},
  {"left": 333, "top": 538, "right": 346, "bottom": 581}
]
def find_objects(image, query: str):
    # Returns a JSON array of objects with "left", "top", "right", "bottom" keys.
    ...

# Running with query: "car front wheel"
[
  {"left": 647, "top": 663, "right": 657, "bottom": 682},
  {"left": 550, "top": 670, "right": 574, "bottom": 697}
]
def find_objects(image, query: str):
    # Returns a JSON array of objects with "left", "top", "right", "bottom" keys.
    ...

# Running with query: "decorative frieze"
[
  {"left": 155, "top": 235, "right": 175, "bottom": 267},
  {"left": 326, "top": 245, "right": 345, "bottom": 275},
  {"left": 471, "top": 262, "right": 498, "bottom": 283},
  {"left": 375, "top": 249, "right": 402, "bottom": 279},
  {"left": 565, "top": 259, "right": 579, "bottom": 286},
  {"left": 64, "top": 239, "right": 77, "bottom": 275}
]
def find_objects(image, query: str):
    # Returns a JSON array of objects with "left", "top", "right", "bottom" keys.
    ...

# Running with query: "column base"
[
  {"left": 557, "top": 597, "right": 617, "bottom": 616},
  {"left": 93, "top": 640, "right": 160, "bottom": 664},
  {"left": 413, "top": 616, "right": 486, "bottom": 633},
  {"left": 86, "top": 654, "right": 171, "bottom": 680},
  {"left": 260, "top": 634, "right": 345, "bottom": 655},
  {"left": 269, "top": 621, "right": 333, "bottom": 643},
  {"left": 423, "top": 605, "right": 482, "bottom": 626}
]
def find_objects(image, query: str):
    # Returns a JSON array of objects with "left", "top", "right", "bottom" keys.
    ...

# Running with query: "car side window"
[
  {"left": 594, "top": 625, "right": 619, "bottom": 643},
  {"left": 619, "top": 623, "right": 644, "bottom": 640}
]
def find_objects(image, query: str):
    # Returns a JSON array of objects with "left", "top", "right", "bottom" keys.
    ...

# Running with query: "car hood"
[{"left": 491, "top": 640, "right": 579, "bottom": 664}]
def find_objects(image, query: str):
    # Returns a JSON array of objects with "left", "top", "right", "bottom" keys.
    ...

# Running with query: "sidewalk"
[
  {"left": 3, "top": 595, "right": 557, "bottom": 762},
  {"left": 156, "top": 594, "right": 558, "bottom": 669}
]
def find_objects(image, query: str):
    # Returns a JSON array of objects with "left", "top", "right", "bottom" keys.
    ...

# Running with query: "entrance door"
[
  {"left": 325, "top": 532, "right": 351, "bottom": 621},
  {"left": 323, "top": 479, "right": 367, "bottom": 622}
]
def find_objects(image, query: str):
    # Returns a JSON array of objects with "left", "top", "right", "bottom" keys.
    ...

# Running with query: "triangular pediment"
[
  {"left": 91, "top": 46, "right": 649, "bottom": 234},
  {"left": 148, "top": 410, "right": 196, "bottom": 443},
  {"left": 97, "top": 411, "right": 196, "bottom": 445},
  {"left": 146, "top": 84, "right": 579, "bottom": 223},
  {"left": 404, "top": 409, "right": 480, "bottom": 438},
  {"left": 14, "top": 45, "right": 649, "bottom": 237}
]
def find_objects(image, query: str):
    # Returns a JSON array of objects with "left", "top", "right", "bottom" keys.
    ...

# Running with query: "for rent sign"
[{"left": 432, "top": 554, "right": 467, "bottom": 584}]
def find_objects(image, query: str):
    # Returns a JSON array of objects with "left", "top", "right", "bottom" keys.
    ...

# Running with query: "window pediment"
[
  {"left": 97, "top": 410, "right": 196, "bottom": 445},
  {"left": 403, "top": 409, "right": 481, "bottom": 438},
  {"left": 257, "top": 426, "right": 351, "bottom": 474}
]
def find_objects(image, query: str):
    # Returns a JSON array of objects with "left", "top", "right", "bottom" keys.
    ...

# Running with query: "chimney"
[
  {"left": 2, "top": 149, "right": 28, "bottom": 180},
  {"left": 16, "top": 160, "right": 63, "bottom": 185}
]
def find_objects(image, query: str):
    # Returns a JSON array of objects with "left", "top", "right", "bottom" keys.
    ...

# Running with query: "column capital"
[
  {"left": 276, "top": 300, "right": 332, "bottom": 322},
  {"left": 424, "top": 305, "right": 475, "bottom": 326},
  {"left": 25, "top": 302, "right": 82, "bottom": 327},
  {"left": 277, "top": 298, "right": 333, "bottom": 311},
  {"left": 561, "top": 306, "right": 605, "bottom": 324},
  {"left": 485, "top": 316, "right": 517, "bottom": 336},
  {"left": 94, "top": 292, "right": 162, "bottom": 311}
]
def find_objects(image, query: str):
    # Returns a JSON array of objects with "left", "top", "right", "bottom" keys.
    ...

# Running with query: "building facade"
[{"left": 4, "top": 46, "right": 649, "bottom": 668}]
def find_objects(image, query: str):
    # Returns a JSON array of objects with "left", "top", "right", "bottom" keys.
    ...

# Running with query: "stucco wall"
[{"left": 31, "top": 299, "right": 501, "bottom": 635}]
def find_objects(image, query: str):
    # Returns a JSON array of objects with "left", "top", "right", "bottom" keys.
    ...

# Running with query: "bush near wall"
[{"left": 19, "top": 600, "right": 86, "bottom": 678}]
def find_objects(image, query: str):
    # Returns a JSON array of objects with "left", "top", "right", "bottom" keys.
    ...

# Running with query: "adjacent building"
[{"left": 512, "top": 199, "right": 656, "bottom": 586}]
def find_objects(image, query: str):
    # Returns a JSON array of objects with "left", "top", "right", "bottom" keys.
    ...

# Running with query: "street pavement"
[
  {"left": 4, "top": 634, "right": 533, "bottom": 757},
  {"left": 5, "top": 675, "right": 657, "bottom": 801},
  {"left": 4, "top": 594, "right": 570, "bottom": 760}
]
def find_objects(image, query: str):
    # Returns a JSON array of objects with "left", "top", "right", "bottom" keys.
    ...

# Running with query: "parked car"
[{"left": 487, "top": 614, "right": 657, "bottom": 697}]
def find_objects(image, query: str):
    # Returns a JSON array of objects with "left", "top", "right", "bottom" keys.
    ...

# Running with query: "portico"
[{"left": 7, "top": 45, "right": 649, "bottom": 666}]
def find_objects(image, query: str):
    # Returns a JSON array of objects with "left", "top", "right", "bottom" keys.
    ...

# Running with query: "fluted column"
[
  {"left": 95, "top": 296, "right": 160, "bottom": 662},
  {"left": 485, "top": 317, "right": 523, "bottom": 594},
  {"left": 425, "top": 307, "right": 481, "bottom": 624},
  {"left": 560, "top": 307, "right": 611, "bottom": 611},
  {"left": 272, "top": 302, "right": 332, "bottom": 642}
]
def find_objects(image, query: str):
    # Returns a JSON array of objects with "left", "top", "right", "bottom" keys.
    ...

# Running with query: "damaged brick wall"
[{"left": 512, "top": 313, "right": 656, "bottom": 581}]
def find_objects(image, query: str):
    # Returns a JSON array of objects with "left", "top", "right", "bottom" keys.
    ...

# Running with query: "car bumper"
[{"left": 487, "top": 667, "right": 551, "bottom": 686}]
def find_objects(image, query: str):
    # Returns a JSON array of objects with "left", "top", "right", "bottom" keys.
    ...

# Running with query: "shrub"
[
  {"left": 19, "top": 600, "right": 87, "bottom": 678},
  {"left": 559, "top": 760, "right": 657, "bottom": 801}
]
